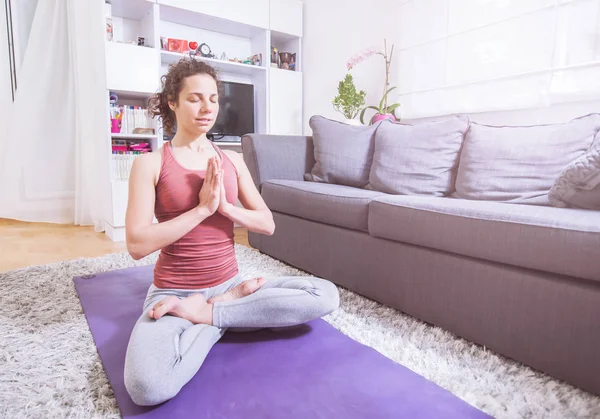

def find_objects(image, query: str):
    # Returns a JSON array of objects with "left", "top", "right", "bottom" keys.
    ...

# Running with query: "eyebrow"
[{"left": 188, "top": 92, "right": 218, "bottom": 96}]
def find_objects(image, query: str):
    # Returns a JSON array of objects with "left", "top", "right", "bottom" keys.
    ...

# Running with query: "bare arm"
[
  {"left": 125, "top": 154, "right": 221, "bottom": 260},
  {"left": 218, "top": 151, "right": 275, "bottom": 236}
]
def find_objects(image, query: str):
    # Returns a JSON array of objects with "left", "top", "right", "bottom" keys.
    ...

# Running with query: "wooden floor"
[{"left": 0, "top": 218, "right": 250, "bottom": 272}]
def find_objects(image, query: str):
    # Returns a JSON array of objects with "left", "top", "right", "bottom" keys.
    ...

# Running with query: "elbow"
[
  {"left": 126, "top": 233, "right": 146, "bottom": 260},
  {"left": 129, "top": 250, "right": 144, "bottom": 261},
  {"left": 265, "top": 218, "right": 275, "bottom": 236},
  {"left": 127, "top": 244, "right": 145, "bottom": 261}
]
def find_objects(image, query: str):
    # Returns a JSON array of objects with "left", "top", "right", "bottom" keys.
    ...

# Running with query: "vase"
[
  {"left": 343, "top": 118, "right": 362, "bottom": 126},
  {"left": 371, "top": 113, "right": 396, "bottom": 124}
]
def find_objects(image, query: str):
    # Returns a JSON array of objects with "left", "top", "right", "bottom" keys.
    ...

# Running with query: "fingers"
[
  {"left": 213, "top": 156, "right": 220, "bottom": 184},
  {"left": 213, "top": 161, "right": 221, "bottom": 191},
  {"left": 205, "top": 157, "right": 214, "bottom": 185},
  {"left": 202, "top": 157, "right": 223, "bottom": 192}
]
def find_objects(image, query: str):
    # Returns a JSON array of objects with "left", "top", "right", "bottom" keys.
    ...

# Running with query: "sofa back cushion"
[
  {"left": 304, "top": 115, "right": 382, "bottom": 188},
  {"left": 549, "top": 130, "right": 600, "bottom": 210},
  {"left": 453, "top": 113, "right": 600, "bottom": 205},
  {"left": 367, "top": 116, "right": 470, "bottom": 196}
]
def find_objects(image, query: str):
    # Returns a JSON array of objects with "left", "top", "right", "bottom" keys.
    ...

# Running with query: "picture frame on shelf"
[
  {"left": 271, "top": 46, "right": 280, "bottom": 68},
  {"left": 248, "top": 53, "right": 262, "bottom": 66},
  {"left": 278, "top": 52, "right": 296, "bottom": 71}
]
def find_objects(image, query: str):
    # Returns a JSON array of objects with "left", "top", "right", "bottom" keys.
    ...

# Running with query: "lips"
[{"left": 195, "top": 118, "right": 212, "bottom": 124}]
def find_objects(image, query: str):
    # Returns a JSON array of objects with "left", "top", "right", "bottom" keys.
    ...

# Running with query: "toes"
[
  {"left": 253, "top": 277, "right": 267, "bottom": 289},
  {"left": 152, "top": 297, "right": 176, "bottom": 320},
  {"left": 241, "top": 278, "right": 266, "bottom": 295},
  {"left": 155, "top": 301, "right": 174, "bottom": 319},
  {"left": 241, "top": 282, "right": 255, "bottom": 295},
  {"left": 152, "top": 305, "right": 166, "bottom": 320}
]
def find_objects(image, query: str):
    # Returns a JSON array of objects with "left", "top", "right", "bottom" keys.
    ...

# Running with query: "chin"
[{"left": 187, "top": 125, "right": 213, "bottom": 136}]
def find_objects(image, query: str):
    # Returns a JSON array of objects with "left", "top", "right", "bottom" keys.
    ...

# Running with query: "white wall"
[
  {"left": 0, "top": 1, "right": 12, "bottom": 108},
  {"left": 302, "top": 0, "right": 600, "bottom": 129},
  {"left": 1, "top": 0, "right": 39, "bottom": 150},
  {"left": 11, "top": 0, "right": 38, "bottom": 77},
  {"left": 0, "top": 1, "right": 14, "bottom": 165},
  {"left": 393, "top": 0, "right": 600, "bottom": 123},
  {"left": 301, "top": 0, "right": 398, "bottom": 134}
]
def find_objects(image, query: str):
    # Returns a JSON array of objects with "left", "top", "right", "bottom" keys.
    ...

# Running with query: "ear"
[{"left": 167, "top": 94, "right": 177, "bottom": 111}]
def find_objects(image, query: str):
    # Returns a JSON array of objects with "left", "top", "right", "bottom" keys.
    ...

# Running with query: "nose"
[{"left": 199, "top": 100, "right": 211, "bottom": 114}]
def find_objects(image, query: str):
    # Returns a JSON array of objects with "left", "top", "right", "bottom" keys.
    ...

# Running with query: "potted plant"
[
  {"left": 347, "top": 39, "right": 400, "bottom": 125},
  {"left": 332, "top": 73, "right": 366, "bottom": 125}
]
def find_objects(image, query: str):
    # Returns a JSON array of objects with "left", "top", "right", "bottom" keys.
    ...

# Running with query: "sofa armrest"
[{"left": 241, "top": 134, "right": 315, "bottom": 191}]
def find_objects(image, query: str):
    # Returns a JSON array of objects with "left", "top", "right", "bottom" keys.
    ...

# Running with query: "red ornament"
[{"left": 189, "top": 41, "right": 198, "bottom": 50}]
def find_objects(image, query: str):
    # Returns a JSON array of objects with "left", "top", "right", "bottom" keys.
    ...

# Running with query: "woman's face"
[{"left": 170, "top": 73, "right": 219, "bottom": 136}]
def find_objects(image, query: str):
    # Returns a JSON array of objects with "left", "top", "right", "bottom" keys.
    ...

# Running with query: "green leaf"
[
  {"left": 385, "top": 103, "right": 401, "bottom": 113},
  {"left": 360, "top": 106, "right": 381, "bottom": 125},
  {"left": 360, "top": 107, "right": 368, "bottom": 124},
  {"left": 332, "top": 73, "right": 367, "bottom": 119},
  {"left": 378, "top": 86, "right": 398, "bottom": 110}
]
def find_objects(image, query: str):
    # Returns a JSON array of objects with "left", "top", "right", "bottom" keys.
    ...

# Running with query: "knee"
[
  {"left": 124, "top": 367, "right": 179, "bottom": 406},
  {"left": 315, "top": 279, "right": 340, "bottom": 315}
]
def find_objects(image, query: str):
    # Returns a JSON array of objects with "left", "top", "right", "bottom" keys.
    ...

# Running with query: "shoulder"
[
  {"left": 135, "top": 150, "right": 162, "bottom": 170},
  {"left": 222, "top": 149, "right": 244, "bottom": 164},
  {"left": 222, "top": 149, "right": 246, "bottom": 171},
  {"left": 131, "top": 151, "right": 161, "bottom": 183}
]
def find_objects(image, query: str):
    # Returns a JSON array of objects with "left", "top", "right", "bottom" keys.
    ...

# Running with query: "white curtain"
[
  {"left": 394, "top": 0, "right": 600, "bottom": 119},
  {"left": 0, "top": 0, "right": 109, "bottom": 231}
]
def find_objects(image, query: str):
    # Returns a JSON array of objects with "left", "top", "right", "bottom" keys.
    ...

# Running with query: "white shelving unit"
[
  {"left": 103, "top": 0, "right": 303, "bottom": 241},
  {"left": 111, "top": 133, "right": 158, "bottom": 139},
  {"left": 160, "top": 51, "right": 268, "bottom": 76}
]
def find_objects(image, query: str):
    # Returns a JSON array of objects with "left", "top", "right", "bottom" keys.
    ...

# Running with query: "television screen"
[{"left": 209, "top": 81, "right": 255, "bottom": 139}]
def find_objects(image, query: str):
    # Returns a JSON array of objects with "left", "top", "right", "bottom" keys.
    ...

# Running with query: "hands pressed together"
[{"left": 197, "top": 156, "right": 233, "bottom": 218}]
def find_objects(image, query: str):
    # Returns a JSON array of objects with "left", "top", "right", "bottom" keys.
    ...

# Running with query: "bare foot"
[
  {"left": 208, "top": 277, "right": 268, "bottom": 304},
  {"left": 149, "top": 294, "right": 213, "bottom": 325}
]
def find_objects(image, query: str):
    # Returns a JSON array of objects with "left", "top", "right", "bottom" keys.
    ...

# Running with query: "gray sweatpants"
[{"left": 124, "top": 274, "right": 340, "bottom": 406}]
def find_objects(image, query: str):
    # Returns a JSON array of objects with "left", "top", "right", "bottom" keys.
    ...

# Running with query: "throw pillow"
[
  {"left": 549, "top": 130, "right": 600, "bottom": 210},
  {"left": 367, "top": 115, "right": 470, "bottom": 196},
  {"left": 453, "top": 113, "right": 600, "bottom": 205},
  {"left": 304, "top": 115, "right": 382, "bottom": 188}
]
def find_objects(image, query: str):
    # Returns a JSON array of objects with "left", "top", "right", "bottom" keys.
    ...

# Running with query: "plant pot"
[
  {"left": 371, "top": 113, "right": 397, "bottom": 124},
  {"left": 343, "top": 118, "right": 362, "bottom": 126}
]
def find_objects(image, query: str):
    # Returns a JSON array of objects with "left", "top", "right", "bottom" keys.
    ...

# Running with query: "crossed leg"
[{"left": 124, "top": 275, "right": 340, "bottom": 406}]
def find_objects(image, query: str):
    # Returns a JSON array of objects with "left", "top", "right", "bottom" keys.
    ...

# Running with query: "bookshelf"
[{"left": 103, "top": 0, "right": 303, "bottom": 241}]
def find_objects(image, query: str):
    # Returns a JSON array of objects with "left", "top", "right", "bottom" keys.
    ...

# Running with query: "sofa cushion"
[
  {"left": 454, "top": 114, "right": 600, "bottom": 205},
  {"left": 367, "top": 116, "right": 470, "bottom": 196},
  {"left": 304, "top": 115, "right": 382, "bottom": 188},
  {"left": 262, "top": 180, "right": 386, "bottom": 231},
  {"left": 549, "top": 130, "right": 600, "bottom": 210},
  {"left": 368, "top": 195, "right": 600, "bottom": 282}
]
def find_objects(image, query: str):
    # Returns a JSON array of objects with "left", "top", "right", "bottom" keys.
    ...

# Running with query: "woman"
[{"left": 123, "top": 58, "right": 340, "bottom": 406}]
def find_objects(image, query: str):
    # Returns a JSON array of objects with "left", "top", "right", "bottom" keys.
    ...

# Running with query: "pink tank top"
[{"left": 153, "top": 141, "right": 239, "bottom": 289}]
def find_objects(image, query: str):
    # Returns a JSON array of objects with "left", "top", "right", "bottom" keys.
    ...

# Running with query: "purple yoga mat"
[{"left": 74, "top": 265, "right": 490, "bottom": 419}]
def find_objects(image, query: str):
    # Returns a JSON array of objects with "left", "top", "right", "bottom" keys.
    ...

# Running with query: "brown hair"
[{"left": 148, "top": 57, "right": 219, "bottom": 136}]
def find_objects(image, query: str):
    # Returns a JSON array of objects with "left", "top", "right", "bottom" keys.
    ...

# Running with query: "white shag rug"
[{"left": 1, "top": 245, "right": 599, "bottom": 419}]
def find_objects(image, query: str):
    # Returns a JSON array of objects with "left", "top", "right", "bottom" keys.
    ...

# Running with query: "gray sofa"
[{"left": 241, "top": 120, "right": 600, "bottom": 397}]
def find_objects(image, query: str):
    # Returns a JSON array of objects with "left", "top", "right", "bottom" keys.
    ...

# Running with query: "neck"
[{"left": 171, "top": 130, "right": 211, "bottom": 152}]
